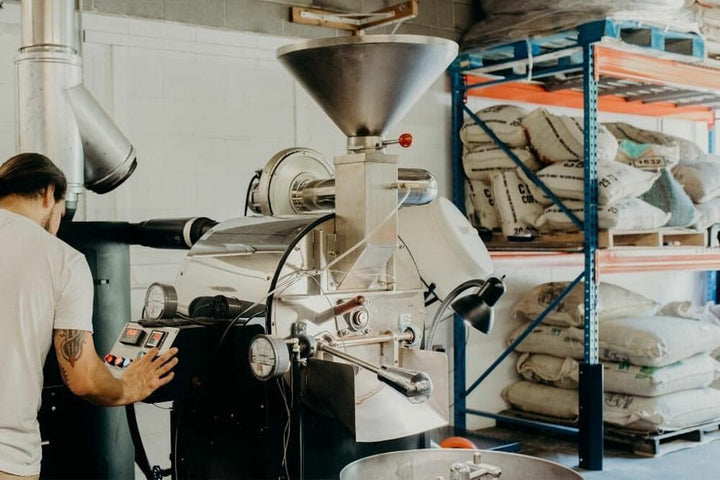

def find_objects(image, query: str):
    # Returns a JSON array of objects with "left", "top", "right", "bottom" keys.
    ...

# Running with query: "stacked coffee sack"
[
  {"left": 502, "top": 282, "right": 720, "bottom": 432},
  {"left": 463, "top": 106, "right": 720, "bottom": 240},
  {"left": 608, "top": 122, "right": 720, "bottom": 232}
]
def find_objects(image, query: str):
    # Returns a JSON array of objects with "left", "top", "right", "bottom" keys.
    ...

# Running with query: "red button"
[{"left": 105, "top": 354, "right": 115, "bottom": 364}]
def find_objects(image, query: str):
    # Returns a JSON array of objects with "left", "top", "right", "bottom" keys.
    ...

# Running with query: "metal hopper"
[{"left": 277, "top": 35, "right": 458, "bottom": 139}]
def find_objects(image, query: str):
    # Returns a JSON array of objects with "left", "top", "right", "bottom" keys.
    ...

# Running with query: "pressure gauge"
[
  {"left": 249, "top": 335, "right": 291, "bottom": 381},
  {"left": 144, "top": 283, "right": 178, "bottom": 320}
]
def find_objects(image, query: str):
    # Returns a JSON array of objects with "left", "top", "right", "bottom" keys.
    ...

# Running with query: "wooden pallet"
[
  {"left": 606, "top": 422, "right": 720, "bottom": 457},
  {"left": 482, "top": 228, "right": 707, "bottom": 250},
  {"left": 458, "top": 18, "right": 705, "bottom": 69},
  {"left": 602, "top": 228, "right": 707, "bottom": 248},
  {"left": 497, "top": 409, "right": 720, "bottom": 457}
]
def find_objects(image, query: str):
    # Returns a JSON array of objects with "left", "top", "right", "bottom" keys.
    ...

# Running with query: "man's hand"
[
  {"left": 119, "top": 348, "right": 178, "bottom": 404},
  {"left": 54, "top": 329, "right": 179, "bottom": 406}
]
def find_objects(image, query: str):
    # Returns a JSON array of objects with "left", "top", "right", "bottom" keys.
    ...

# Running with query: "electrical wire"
[
  {"left": 424, "top": 279, "right": 485, "bottom": 350},
  {"left": 448, "top": 323, "right": 471, "bottom": 409},
  {"left": 423, "top": 313, "right": 454, "bottom": 340},
  {"left": 173, "top": 407, "right": 180, "bottom": 480},
  {"left": 277, "top": 375, "right": 292, "bottom": 480},
  {"left": 213, "top": 272, "right": 305, "bottom": 356},
  {"left": 243, "top": 171, "right": 261, "bottom": 216},
  {"left": 322, "top": 185, "right": 411, "bottom": 277}
]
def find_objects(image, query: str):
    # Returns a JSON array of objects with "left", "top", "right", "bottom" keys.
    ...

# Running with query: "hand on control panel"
[{"left": 119, "top": 347, "right": 179, "bottom": 404}]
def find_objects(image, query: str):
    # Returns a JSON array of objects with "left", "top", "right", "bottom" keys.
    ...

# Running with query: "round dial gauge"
[
  {"left": 144, "top": 283, "right": 178, "bottom": 320},
  {"left": 249, "top": 335, "right": 291, "bottom": 381}
]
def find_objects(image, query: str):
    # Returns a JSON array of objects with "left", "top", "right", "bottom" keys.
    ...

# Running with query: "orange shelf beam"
[
  {"left": 596, "top": 45, "right": 720, "bottom": 94},
  {"left": 465, "top": 45, "right": 720, "bottom": 124},
  {"left": 490, "top": 249, "right": 720, "bottom": 274}
]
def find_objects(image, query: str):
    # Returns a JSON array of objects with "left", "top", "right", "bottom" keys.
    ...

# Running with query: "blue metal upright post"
[
  {"left": 451, "top": 72, "right": 466, "bottom": 212},
  {"left": 579, "top": 43, "right": 604, "bottom": 471},
  {"left": 707, "top": 122, "right": 718, "bottom": 303},
  {"left": 451, "top": 71, "right": 467, "bottom": 430}
]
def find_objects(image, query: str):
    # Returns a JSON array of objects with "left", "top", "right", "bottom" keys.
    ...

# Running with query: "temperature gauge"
[
  {"left": 144, "top": 283, "right": 178, "bottom": 320},
  {"left": 248, "top": 335, "right": 291, "bottom": 381}
]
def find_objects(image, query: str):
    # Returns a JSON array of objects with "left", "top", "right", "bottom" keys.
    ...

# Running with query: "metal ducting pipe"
[
  {"left": 16, "top": 0, "right": 137, "bottom": 211},
  {"left": 251, "top": 167, "right": 438, "bottom": 215},
  {"left": 292, "top": 168, "right": 438, "bottom": 213},
  {"left": 66, "top": 85, "right": 137, "bottom": 194}
]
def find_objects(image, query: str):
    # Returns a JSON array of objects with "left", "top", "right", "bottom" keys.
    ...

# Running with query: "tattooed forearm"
[
  {"left": 59, "top": 364, "right": 70, "bottom": 387},
  {"left": 56, "top": 329, "right": 85, "bottom": 367}
]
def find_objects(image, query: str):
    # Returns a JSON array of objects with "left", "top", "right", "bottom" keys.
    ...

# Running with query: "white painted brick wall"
[{"left": 0, "top": 2, "right": 712, "bottom": 472}]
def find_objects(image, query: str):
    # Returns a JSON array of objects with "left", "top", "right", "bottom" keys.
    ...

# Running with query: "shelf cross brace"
[
  {"left": 464, "top": 272, "right": 583, "bottom": 398},
  {"left": 462, "top": 105, "right": 584, "bottom": 230}
]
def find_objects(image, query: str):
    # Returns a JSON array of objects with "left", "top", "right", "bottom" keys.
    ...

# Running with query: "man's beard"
[{"left": 41, "top": 210, "right": 52, "bottom": 232}]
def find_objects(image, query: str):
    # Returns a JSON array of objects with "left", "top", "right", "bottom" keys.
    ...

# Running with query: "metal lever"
[
  {"left": 313, "top": 295, "right": 366, "bottom": 324},
  {"left": 449, "top": 453, "right": 502, "bottom": 480},
  {"left": 318, "top": 343, "right": 432, "bottom": 403}
]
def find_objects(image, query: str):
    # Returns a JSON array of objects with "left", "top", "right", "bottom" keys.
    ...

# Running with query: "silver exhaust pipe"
[{"left": 16, "top": 0, "right": 137, "bottom": 210}]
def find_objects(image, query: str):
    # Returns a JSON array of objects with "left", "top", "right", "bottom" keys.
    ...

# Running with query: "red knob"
[{"left": 398, "top": 133, "right": 413, "bottom": 148}]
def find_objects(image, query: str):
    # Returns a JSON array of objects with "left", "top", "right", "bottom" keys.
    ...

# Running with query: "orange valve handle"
[
  {"left": 398, "top": 133, "right": 413, "bottom": 148},
  {"left": 439, "top": 436, "right": 477, "bottom": 449}
]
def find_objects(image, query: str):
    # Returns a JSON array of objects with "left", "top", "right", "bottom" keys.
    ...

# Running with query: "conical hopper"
[{"left": 277, "top": 35, "right": 458, "bottom": 138}]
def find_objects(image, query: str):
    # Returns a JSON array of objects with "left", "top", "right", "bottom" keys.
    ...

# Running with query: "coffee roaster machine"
[{"left": 97, "top": 35, "right": 519, "bottom": 480}]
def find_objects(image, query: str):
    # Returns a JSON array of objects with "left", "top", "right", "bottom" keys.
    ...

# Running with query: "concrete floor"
[{"left": 484, "top": 427, "right": 720, "bottom": 479}]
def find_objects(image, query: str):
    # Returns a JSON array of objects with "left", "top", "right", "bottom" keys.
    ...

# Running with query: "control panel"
[{"left": 105, "top": 322, "right": 180, "bottom": 378}]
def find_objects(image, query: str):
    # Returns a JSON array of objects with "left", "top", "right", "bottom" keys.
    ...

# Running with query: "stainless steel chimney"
[{"left": 16, "top": 0, "right": 137, "bottom": 212}]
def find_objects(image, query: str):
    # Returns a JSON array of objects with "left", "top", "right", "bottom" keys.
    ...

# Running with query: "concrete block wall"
[{"left": 83, "top": 0, "right": 479, "bottom": 41}]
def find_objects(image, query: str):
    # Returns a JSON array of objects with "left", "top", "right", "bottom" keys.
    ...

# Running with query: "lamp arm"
[{"left": 423, "top": 279, "right": 486, "bottom": 350}]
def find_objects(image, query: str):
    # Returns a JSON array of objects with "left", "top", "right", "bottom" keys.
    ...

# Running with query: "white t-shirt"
[{"left": 0, "top": 209, "right": 93, "bottom": 476}]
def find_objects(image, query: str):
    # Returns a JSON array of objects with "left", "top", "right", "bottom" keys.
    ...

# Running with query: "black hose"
[
  {"left": 126, "top": 404, "right": 154, "bottom": 480},
  {"left": 244, "top": 171, "right": 261, "bottom": 216}
]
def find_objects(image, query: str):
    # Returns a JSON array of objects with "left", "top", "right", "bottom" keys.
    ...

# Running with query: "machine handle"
[
  {"left": 332, "top": 295, "right": 366, "bottom": 317},
  {"left": 318, "top": 343, "right": 432, "bottom": 404}
]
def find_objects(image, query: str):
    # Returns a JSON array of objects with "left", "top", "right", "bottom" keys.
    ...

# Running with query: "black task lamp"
[
  {"left": 424, "top": 277, "right": 507, "bottom": 349},
  {"left": 450, "top": 277, "right": 506, "bottom": 334}
]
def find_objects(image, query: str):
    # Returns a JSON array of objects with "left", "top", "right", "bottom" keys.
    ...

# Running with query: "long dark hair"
[{"left": 0, "top": 153, "right": 67, "bottom": 201}]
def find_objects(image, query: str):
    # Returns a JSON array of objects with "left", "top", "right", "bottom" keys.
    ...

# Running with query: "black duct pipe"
[
  {"left": 57, "top": 217, "right": 218, "bottom": 249},
  {"left": 130, "top": 217, "right": 217, "bottom": 249}
]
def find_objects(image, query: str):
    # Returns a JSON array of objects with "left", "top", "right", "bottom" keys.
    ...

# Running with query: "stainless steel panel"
[
  {"left": 277, "top": 35, "right": 458, "bottom": 138},
  {"left": 340, "top": 449, "right": 584, "bottom": 480},
  {"left": 175, "top": 215, "right": 326, "bottom": 315},
  {"left": 334, "top": 152, "right": 399, "bottom": 291}
]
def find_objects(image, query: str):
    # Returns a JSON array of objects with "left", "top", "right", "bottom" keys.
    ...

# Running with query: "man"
[{"left": 0, "top": 153, "right": 178, "bottom": 479}]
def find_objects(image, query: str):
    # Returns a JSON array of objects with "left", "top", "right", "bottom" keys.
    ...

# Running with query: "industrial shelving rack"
[{"left": 449, "top": 19, "right": 720, "bottom": 471}]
